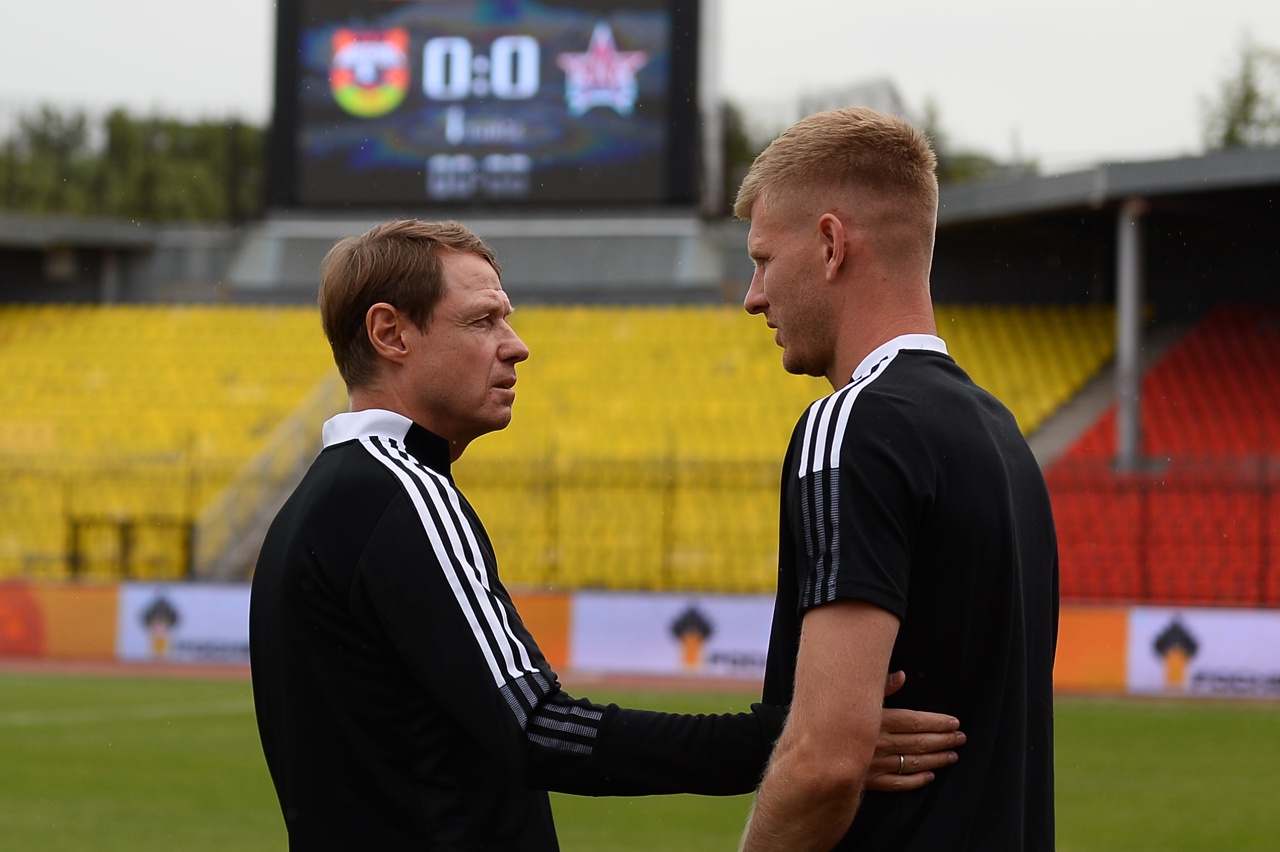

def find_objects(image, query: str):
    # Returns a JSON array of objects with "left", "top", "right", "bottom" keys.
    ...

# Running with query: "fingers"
[
  {"left": 864, "top": 747, "right": 961, "bottom": 793},
  {"left": 871, "top": 679, "right": 965, "bottom": 795},
  {"left": 882, "top": 670, "right": 907, "bottom": 697},
  {"left": 869, "top": 745, "right": 960, "bottom": 777},
  {"left": 877, "top": 729, "right": 967, "bottom": 760},
  {"left": 865, "top": 768, "right": 939, "bottom": 793},
  {"left": 880, "top": 707, "right": 961, "bottom": 734},
  {"left": 867, "top": 722, "right": 966, "bottom": 796}
]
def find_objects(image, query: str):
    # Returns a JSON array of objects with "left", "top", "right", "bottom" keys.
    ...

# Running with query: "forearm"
[
  {"left": 529, "top": 696, "right": 787, "bottom": 797},
  {"left": 737, "top": 600, "right": 898, "bottom": 849},
  {"left": 739, "top": 741, "right": 866, "bottom": 851}
]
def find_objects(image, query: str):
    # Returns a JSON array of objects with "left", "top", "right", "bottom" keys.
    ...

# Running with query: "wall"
[{"left": 3, "top": 582, "right": 1279, "bottom": 700}]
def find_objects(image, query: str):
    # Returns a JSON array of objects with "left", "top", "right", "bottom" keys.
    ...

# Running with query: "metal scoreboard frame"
[{"left": 267, "top": 0, "right": 703, "bottom": 210}]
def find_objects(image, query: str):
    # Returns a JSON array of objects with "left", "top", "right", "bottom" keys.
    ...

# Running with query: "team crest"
[
  {"left": 556, "top": 22, "right": 649, "bottom": 117},
  {"left": 330, "top": 29, "right": 411, "bottom": 119}
]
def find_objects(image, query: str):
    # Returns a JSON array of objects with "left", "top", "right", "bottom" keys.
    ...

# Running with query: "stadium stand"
[
  {"left": 458, "top": 302, "right": 1116, "bottom": 592},
  {"left": 0, "top": 305, "right": 338, "bottom": 581},
  {"left": 1048, "top": 304, "right": 1280, "bottom": 607},
  {"left": 2, "top": 301, "right": 1116, "bottom": 590}
]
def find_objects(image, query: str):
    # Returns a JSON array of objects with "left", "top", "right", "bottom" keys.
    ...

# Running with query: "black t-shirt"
[
  {"left": 762, "top": 335, "right": 1059, "bottom": 850},
  {"left": 250, "top": 409, "right": 784, "bottom": 851}
]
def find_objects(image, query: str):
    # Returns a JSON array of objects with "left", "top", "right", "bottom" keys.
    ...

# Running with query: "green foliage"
[
  {"left": 0, "top": 105, "right": 265, "bottom": 223},
  {"left": 719, "top": 94, "right": 1024, "bottom": 205},
  {"left": 1202, "top": 38, "right": 1280, "bottom": 149},
  {"left": 720, "top": 99, "right": 763, "bottom": 215},
  {"left": 919, "top": 97, "right": 1027, "bottom": 184},
  {"left": 2, "top": 674, "right": 1279, "bottom": 851}
]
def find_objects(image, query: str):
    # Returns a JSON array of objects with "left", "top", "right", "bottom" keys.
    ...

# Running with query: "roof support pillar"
[
  {"left": 99, "top": 249, "right": 121, "bottom": 304},
  {"left": 1114, "top": 198, "right": 1147, "bottom": 471}
]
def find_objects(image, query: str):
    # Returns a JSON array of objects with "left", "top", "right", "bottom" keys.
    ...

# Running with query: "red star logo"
[{"left": 556, "top": 22, "right": 649, "bottom": 117}]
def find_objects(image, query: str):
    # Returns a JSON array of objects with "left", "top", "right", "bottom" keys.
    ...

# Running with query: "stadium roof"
[
  {"left": 933, "top": 144, "right": 1280, "bottom": 471},
  {"left": 0, "top": 212, "right": 155, "bottom": 251},
  {"left": 938, "top": 145, "right": 1280, "bottom": 225}
]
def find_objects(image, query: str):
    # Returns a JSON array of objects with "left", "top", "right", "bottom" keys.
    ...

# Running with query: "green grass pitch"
[{"left": 1, "top": 671, "right": 1278, "bottom": 850}]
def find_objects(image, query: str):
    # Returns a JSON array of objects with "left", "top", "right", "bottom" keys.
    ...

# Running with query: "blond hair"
[
  {"left": 733, "top": 107, "right": 938, "bottom": 226},
  {"left": 318, "top": 219, "right": 500, "bottom": 390}
]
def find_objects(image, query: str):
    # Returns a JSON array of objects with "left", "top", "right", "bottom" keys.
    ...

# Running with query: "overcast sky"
[{"left": 1, "top": 0, "right": 1277, "bottom": 173}]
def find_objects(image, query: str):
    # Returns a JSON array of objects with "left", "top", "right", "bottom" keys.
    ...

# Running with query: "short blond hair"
[
  {"left": 318, "top": 219, "right": 500, "bottom": 390},
  {"left": 734, "top": 107, "right": 938, "bottom": 225}
]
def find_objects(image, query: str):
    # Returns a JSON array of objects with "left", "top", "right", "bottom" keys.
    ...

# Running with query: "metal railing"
[
  {"left": 192, "top": 371, "right": 346, "bottom": 579},
  {"left": 1049, "top": 456, "right": 1280, "bottom": 607}
]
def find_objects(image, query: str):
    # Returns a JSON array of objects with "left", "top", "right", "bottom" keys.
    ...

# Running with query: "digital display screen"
[{"left": 270, "top": 0, "right": 700, "bottom": 208}]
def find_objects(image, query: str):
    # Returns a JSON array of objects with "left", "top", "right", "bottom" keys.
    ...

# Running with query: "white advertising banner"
[
  {"left": 116, "top": 583, "right": 251, "bottom": 664},
  {"left": 1126, "top": 606, "right": 1280, "bottom": 698},
  {"left": 570, "top": 592, "right": 774, "bottom": 680}
]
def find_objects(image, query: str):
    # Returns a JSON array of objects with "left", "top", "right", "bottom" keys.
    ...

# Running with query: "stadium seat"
[
  {"left": 0, "top": 305, "right": 337, "bottom": 579},
  {"left": 4, "top": 301, "right": 1119, "bottom": 591},
  {"left": 1050, "top": 304, "right": 1280, "bottom": 607},
  {"left": 460, "top": 303, "right": 1116, "bottom": 593}
]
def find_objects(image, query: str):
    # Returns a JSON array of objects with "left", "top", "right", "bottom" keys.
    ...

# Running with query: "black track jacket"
[{"left": 250, "top": 409, "right": 784, "bottom": 851}]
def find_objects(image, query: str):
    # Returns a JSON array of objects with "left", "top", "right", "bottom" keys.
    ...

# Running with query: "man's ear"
[
  {"left": 818, "top": 212, "right": 848, "bottom": 282},
  {"left": 366, "top": 302, "right": 410, "bottom": 363}
]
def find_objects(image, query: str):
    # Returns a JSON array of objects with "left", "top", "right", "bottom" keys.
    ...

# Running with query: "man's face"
[
  {"left": 743, "top": 195, "right": 837, "bottom": 379},
  {"left": 406, "top": 250, "right": 529, "bottom": 451}
]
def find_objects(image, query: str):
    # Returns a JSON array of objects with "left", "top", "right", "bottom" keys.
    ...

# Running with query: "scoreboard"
[{"left": 269, "top": 0, "right": 701, "bottom": 208}]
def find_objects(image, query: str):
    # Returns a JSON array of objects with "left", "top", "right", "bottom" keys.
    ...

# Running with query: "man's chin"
[
  {"left": 470, "top": 409, "right": 514, "bottom": 440},
  {"left": 781, "top": 353, "right": 821, "bottom": 379}
]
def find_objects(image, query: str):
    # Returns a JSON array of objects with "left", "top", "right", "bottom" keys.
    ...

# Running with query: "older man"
[
  {"left": 735, "top": 108, "right": 1059, "bottom": 851},
  {"left": 250, "top": 218, "right": 964, "bottom": 851}
]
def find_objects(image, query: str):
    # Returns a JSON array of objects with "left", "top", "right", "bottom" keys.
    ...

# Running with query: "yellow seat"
[
  {"left": 458, "top": 303, "right": 1116, "bottom": 593},
  {"left": 0, "top": 304, "right": 337, "bottom": 580},
  {"left": 1, "top": 302, "right": 1116, "bottom": 588}
]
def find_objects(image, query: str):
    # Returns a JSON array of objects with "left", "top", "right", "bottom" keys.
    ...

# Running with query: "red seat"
[{"left": 1048, "top": 305, "right": 1280, "bottom": 606}]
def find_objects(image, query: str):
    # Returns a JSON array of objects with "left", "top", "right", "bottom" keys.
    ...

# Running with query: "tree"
[
  {"left": 1202, "top": 38, "right": 1280, "bottom": 149},
  {"left": 719, "top": 99, "right": 763, "bottom": 215},
  {"left": 0, "top": 105, "right": 265, "bottom": 222},
  {"left": 6, "top": 106, "right": 95, "bottom": 214},
  {"left": 717, "top": 94, "right": 1023, "bottom": 206},
  {"left": 918, "top": 98, "right": 1021, "bottom": 184}
]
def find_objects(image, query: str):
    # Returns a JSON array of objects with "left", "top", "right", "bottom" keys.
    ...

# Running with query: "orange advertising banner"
[
  {"left": 0, "top": 583, "right": 1205, "bottom": 698},
  {"left": 0, "top": 582, "right": 118, "bottom": 660},
  {"left": 510, "top": 591, "right": 571, "bottom": 673},
  {"left": 1054, "top": 605, "right": 1127, "bottom": 693}
]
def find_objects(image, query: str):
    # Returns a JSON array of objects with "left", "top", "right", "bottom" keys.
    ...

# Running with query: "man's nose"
[
  {"left": 743, "top": 275, "right": 767, "bottom": 315},
  {"left": 504, "top": 327, "right": 530, "bottom": 363}
]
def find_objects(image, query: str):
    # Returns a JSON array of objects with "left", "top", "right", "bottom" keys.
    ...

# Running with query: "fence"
[
  {"left": 459, "top": 456, "right": 783, "bottom": 594},
  {"left": 0, "top": 372, "right": 345, "bottom": 583},
  {"left": 0, "top": 459, "right": 236, "bottom": 581},
  {"left": 193, "top": 371, "right": 347, "bottom": 578},
  {"left": 10, "top": 441, "right": 1277, "bottom": 603},
  {"left": 1049, "top": 457, "right": 1280, "bottom": 607}
]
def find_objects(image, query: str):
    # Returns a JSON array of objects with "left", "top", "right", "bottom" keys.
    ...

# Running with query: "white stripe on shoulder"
[
  {"left": 383, "top": 440, "right": 538, "bottom": 676},
  {"left": 358, "top": 436, "right": 536, "bottom": 686},
  {"left": 798, "top": 402, "right": 816, "bottom": 476},
  {"left": 800, "top": 353, "right": 896, "bottom": 476}
]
